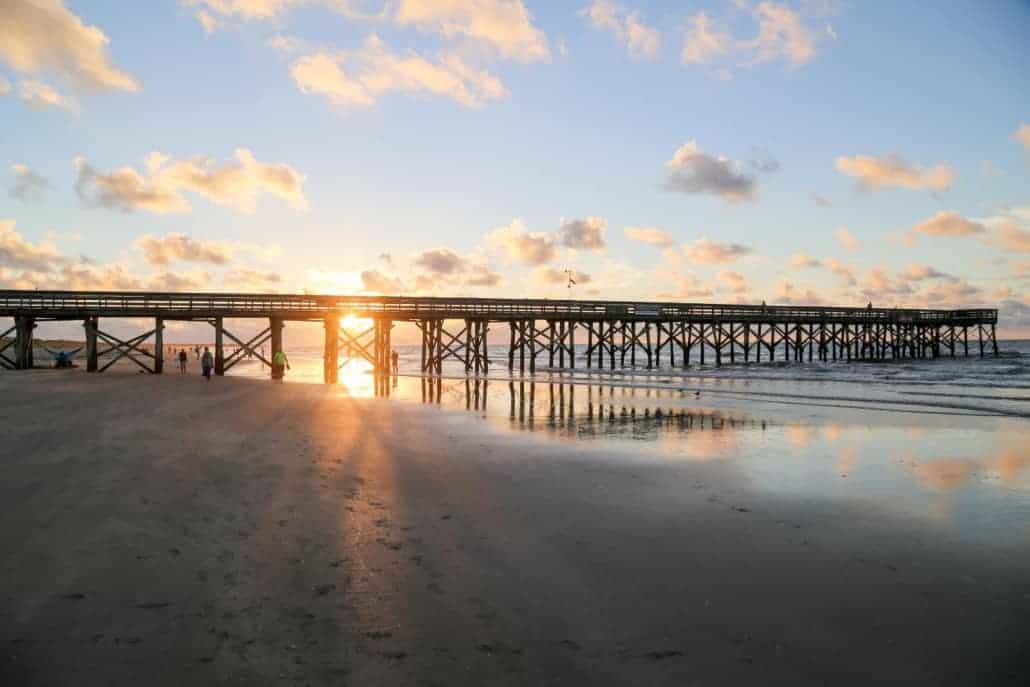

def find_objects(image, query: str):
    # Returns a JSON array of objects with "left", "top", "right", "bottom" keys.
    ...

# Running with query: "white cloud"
[
  {"left": 487, "top": 219, "right": 557, "bottom": 265},
  {"left": 835, "top": 226, "right": 859, "bottom": 251},
  {"left": 717, "top": 270, "right": 749, "bottom": 293},
  {"left": 680, "top": 2, "right": 829, "bottom": 76},
  {"left": 0, "top": 219, "right": 62, "bottom": 271},
  {"left": 18, "top": 80, "right": 78, "bottom": 113},
  {"left": 747, "top": 2, "right": 817, "bottom": 66},
  {"left": 824, "top": 256, "right": 855, "bottom": 285},
  {"left": 557, "top": 216, "right": 606, "bottom": 251},
  {"left": 683, "top": 238, "right": 753, "bottom": 265},
  {"left": 835, "top": 154, "right": 955, "bottom": 191},
  {"left": 1014, "top": 123, "right": 1030, "bottom": 152},
  {"left": 582, "top": 1, "right": 661, "bottom": 61},
  {"left": 395, "top": 0, "right": 550, "bottom": 62},
  {"left": 790, "top": 252, "right": 820, "bottom": 268},
  {"left": 0, "top": 0, "right": 139, "bottom": 92},
  {"left": 912, "top": 211, "right": 986, "bottom": 237},
  {"left": 74, "top": 149, "right": 308, "bottom": 214},
  {"left": 290, "top": 36, "right": 508, "bottom": 109},
  {"left": 195, "top": 10, "right": 222, "bottom": 34},
  {"left": 681, "top": 13, "right": 731, "bottom": 65},
  {"left": 225, "top": 267, "right": 283, "bottom": 290},
  {"left": 413, "top": 247, "right": 465, "bottom": 274},
  {"left": 624, "top": 226, "right": 674, "bottom": 247},
  {"left": 774, "top": 280, "right": 825, "bottom": 305},
  {"left": 10, "top": 164, "right": 50, "bottom": 200},
  {"left": 148, "top": 269, "right": 213, "bottom": 291},
  {"left": 664, "top": 140, "right": 758, "bottom": 203},
  {"left": 901, "top": 263, "right": 951, "bottom": 281},
  {"left": 134, "top": 233, "right": 231, "bottom": 266},
  {"left": 360, "top": 267, "right": 404, "bottom": 293}
]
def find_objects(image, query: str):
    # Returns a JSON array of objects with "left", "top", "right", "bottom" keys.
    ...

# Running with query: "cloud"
[
  {"left": 224, "top": 267, "right": 282, "bottom": 290},
  {"left": 532, "top": 266, "right": 593, "bottom": 287},
  {"left": 195, "top": 9, "right": 222, "bottom": 34},
  {"left": 1014, "top": 123, "right": 1030, "bottom": 152},
  {"left": 413, "top": 247, "right": 465, "bottom": 274},
  {"left": 0, "top": 0, "right": 139, "bottom": 92},
  {"left": 811, "top": 192, "right": 831, "bottom": 207},
  {"left": 747, "top": 2, "right": 817, "bottom": 66},
  {"left": 680, "top": 2, "right": 828, "bottom": 76},
  {"left": 360, "top": 268, "right": 404, "bottom": 293},
  {"left": 987, "top": 219, "right": 1030, "bottom": 253},
  {"left": 289, "top": 36, "right": 508, "bottom": 109},
  {"left": 395, "top": 0, "right": 550, "bottom": 62},
  {"left": 835, "top": 226, "right": 859, "bottom": 251},
  {"left": 774, "top": 280, "right": 825, "bottom": 305},
  {"left": 148, "top": 269, "right": 213, "bottom": 291},
  {"left": 465, "top": 264, "right": 502, "bottom": 287},
  {"left": 134, "top": 233, "right": 231, "bottom": 266},
  {"left": 655, "top": 269, "right": 713, "bottom": 299},
  {"left": 183, "top": 0, "right": 302, "bottom": 20},
  {"left": 74, "top": 149, "right": 308, "bottom": 214},
  {"left": 664, "top": 141, "right": 757, "bottom": 203},
  {"left": 901, "top": 263, "right": 952, "bottom": 281},
  {"left": 912, "top": 211, "right": 986, "bottom": 237},
  {"left": 557, "top": 216, "right": 606, "bottom": 251},
  {"left": 683, "top": 238, "right": 752, "bottom": 264},
  {"left": 717, "top": 270, "right": 749, "bottom": 293},
  {"left": 681, "top": 12, "right": 731, "bottom": 65},
  {"left": 824, "top": 257, "right": 856, "bottom": 286},
  {"left": 834, "top": 154, "right": 955, "bottom": 191},
  {"left": 18, "top": 80, "right": 78, "bottom": 113},
  {"left": 860, "top": 267, "right": 911, "bottom": 298},
  {"left": 790, "top": 252, "right": 820, "bottom": 268},
  {"left": 487, "top": 219, "right": 557, "bottom": 265},
  {"left": 624, "top": 226, "right": 674, "bottom": 247},
  {"left": 582, "top": 1, "right": 661, "bottom": 61},
  {"left": 0, "top": 75, "right": 10, "bottom": 95},
  {"left": 10, "top": 164, "right": 50, "bottom": 200},
  {"left": 53, "top": 261, "right": 141, "bottom": 290},
  {"left": 0, "top": 219, "right": 62, "bottom": 271}
]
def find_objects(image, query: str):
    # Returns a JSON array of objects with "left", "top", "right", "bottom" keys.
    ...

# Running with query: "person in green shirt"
[{"left": 273, "top": 349, "right": 290, "bottom": 380}]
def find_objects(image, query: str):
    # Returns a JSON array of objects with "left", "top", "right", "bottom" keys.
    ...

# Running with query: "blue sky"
[{"left": 1, "top": 0, "right": 1029, "bottom": 334}]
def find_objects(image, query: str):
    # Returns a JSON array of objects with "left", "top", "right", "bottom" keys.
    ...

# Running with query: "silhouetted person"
[
  {"left": 195, "top": 345, "right": 201, "bottom": 360},
  {"left": 273, "top": 349, "right": 290, "bottom": 380},
  {"left": 201, "top": 347, "right": 213, "bottom": 380},
  {"left": 178, "top": 349, "right": 187, "bottom": 374},
  {"left": 391, "top": 350, "right": 399, "bottom": 374}
]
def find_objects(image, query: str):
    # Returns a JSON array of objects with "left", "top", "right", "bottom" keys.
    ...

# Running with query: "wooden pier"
[{"left": 0, "top": 290, "right": 1000, "bottom": 380}]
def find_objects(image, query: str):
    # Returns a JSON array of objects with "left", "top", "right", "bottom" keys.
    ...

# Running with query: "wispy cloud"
[
  {"left": 581, "top": 1, "right": 661, "bottom": 61},
  {"left": 835, "top": 154, "right": 955, "bottom": 191}
]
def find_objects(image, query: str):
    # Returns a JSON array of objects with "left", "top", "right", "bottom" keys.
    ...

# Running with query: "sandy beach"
[{"left": 0, "top": 370, "right": 1027, "bottom": 686}]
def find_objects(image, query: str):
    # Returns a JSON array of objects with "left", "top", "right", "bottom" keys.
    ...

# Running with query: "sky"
[{"left": 1, "top": 0, "right": 1030, "bottom": 339}]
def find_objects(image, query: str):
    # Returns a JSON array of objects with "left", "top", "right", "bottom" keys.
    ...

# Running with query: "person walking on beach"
[
  {"left": 391, "top": 350, "right": 399, "bottom": 374},
  {"left": 273, "top": 349, "right": 290, "bottom": 380},
  {"left": 178, "top": 349, "right": 188, "bottom": 374},
  {"left": 201, "top": 347, "right": 213, "bottom": 381}
]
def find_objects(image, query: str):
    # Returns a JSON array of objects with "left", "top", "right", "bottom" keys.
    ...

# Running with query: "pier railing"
[{"left": 0, "top": 290, "right": 998, "bottom": 325}]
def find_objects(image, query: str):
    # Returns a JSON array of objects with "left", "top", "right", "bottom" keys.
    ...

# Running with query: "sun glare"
[{"left": 341, "top": 314, "right": 372, "bottom": 331}]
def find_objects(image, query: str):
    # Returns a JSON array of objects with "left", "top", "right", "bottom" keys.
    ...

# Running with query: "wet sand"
[{"left": 0, "top": 371, "right": 1027, "bottom": 685}]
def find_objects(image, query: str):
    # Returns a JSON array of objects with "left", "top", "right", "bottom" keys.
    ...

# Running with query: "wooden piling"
[
  {"left": 270, "top": 316, "right": 284, "bottom": 379},
  {"left": 323, "top": 314, "right": 338, "bottom": 384},
  {"left": 154, "top": 317, "right": 164, "bottom": 373},
  {"left": 84, "top": 316, "right": 98, "bottom": 372}
]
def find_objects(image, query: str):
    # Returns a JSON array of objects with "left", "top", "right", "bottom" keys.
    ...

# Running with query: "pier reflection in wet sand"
[{"left": 415, "top": 377, "right": 762, "bottom": 442}]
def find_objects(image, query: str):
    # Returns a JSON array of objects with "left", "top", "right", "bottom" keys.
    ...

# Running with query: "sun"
[{"left": 341, "top": 313, "right": 372, "bottom": 331}]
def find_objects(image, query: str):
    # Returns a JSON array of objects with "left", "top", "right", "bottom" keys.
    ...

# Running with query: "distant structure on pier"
[{"left": 1, "top": 291, "right": 999, "bottom": 389}]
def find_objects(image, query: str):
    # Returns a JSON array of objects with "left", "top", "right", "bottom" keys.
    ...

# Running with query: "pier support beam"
[
  {"left": 214, "top": 317, "right": 225, "bottom": 375},
  {"left": 14, "top": 315, "right": 35, "bottom": 369},
  {"left": 324, "top": 314, "right": 338, "bottom": 384},
  {"left": 84, "top": 316, "right": 98, "bottom": 372},
  {"left": 270, "top": 317, "right": 284, "bottom": 379},
  {"left": 154, "top": 317, "right": 164, "bottom": 374}
]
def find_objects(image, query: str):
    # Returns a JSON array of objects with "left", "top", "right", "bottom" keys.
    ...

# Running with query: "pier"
[{"left": 0, "top": 290, "right": 999, "bottom": 381}]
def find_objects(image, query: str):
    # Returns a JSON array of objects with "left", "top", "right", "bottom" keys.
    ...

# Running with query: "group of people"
[{"left": 174, "top": 346, "right": 290, "bottom": 381}]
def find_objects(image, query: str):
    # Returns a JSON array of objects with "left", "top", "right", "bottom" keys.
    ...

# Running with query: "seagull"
[{"left": 564, "top": 268, "right": 577, "bottom": 291}]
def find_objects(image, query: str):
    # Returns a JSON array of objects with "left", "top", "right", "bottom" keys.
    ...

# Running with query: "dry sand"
[{"left": 0, "top": 371, "right": 1026, "bottom": 686}]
